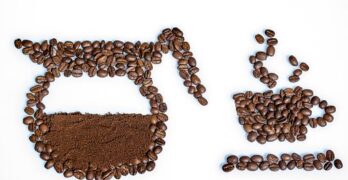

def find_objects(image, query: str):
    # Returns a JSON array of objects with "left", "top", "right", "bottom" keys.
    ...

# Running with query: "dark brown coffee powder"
[{"left": 42, "top": 113, "right": 153, "bottom": 171}]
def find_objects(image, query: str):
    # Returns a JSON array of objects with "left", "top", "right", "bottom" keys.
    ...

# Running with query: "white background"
[{"left": 0, "top": 0, "right": 347, "bottom": 179}]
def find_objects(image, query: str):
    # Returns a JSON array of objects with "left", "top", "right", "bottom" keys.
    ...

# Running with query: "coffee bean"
[
  {"left": 303, "top": 154, "right": 315, "bottom": 163},
  {"left": 23, "top": 116, "right": 34, "bottom": 125},
  {"left": 269, "top": 163, "right": 280, "bottom": 171},
  {"left": 265, "top": 29, "right": 275, "bottom": 37},
  {"left": 256, "top": 135, "right": 266, "bottom": 144},
  {"left": 334, "top": 159, "right": 343, "bottom": 169},
  {"left": 288, "top": 55, "right": 298, "bottom": 66},
  {"left": 317, "top": 153, "right": 326, "bottom": 163},
  {"left": 24, "top": 107, "right": 34, "bottom": 115},
  {"left": 146, "top": 161, "right": 156, "bottom": 171},
  {"left": 319, "top": 100, "right": 328, "bottom": 109},
  {"left": 247, "top": 131, "right": 258, "bottom": 142},
  {"left": 251, "top": 155, "right": 263, "bottom": 163},
  {"left": 304, "top": 162, "right": 314, "bottom": 171},
  {"left": 97, "top": 69, "right": 108, "bottom": 77},
  {"left": 227, "top": 155, "right": 238, "bottom": 164},
  {"left": 293, "top": 69, "right": 302, "bottom": 76},
  {"left": 222, "top": 164, "right": 234, "bottom": 172},
  {"left": 14, "top": 39, "right": 22, "bottom": 49},
  {"left": 259, "top": 161, "right": 270, "bottom": 170},
  {"left": 240, "top": 156, "right": 250, "bottom": 163},
  {"left": 325, "top": 106, "right": 336, "bottom": 114},
  {"left": 256, "top": 51, "right": 267, "bottom": 60},
  {"left": 35, "top": 142, "right": 45, "bottom": 152},
  {"left": 236, "top": 162, "right": 247, "bottom": 170},
  {"left": 249, "top": 56, "right": 257, "bottom": 64},
  {"left": 267, "top": 38, "right": 278, "bottom": 46},
  {"left": 268, "top": 73, "right": 278, "bottom": 81},
  {"left": 324, "top": 162, "right": 333, "bottom": 170},
  {"left": 280, "top": 154, "right": 291, "bottom": 161},
  {"left": 266, "top": 46, "right": 275, "bottom": 56},
  {"left": 64, "top": 169, "right": 74, "bottom": 177},
  {"left": 326, "top": 150, "right": 335, "bottom": 161},
  {"left": 299, "top": 62, "right": 309, "bottom": 71},
  {"left": 54, "top": 161, "right": 64, "bottom": 173},
  {"left": 267, "top": 154, "right": 279, "bottom": 164},
  {"left": 289, "top": 75, "right": 300, "bottom": 83},
  {"left": 291, "top": 153, "right": 301, "bottom": 161},
  {"left": 287, "top": 160, "right": 296, "bottom": 170},
  {"left": 45, "top": 159, "right": 55, "bottom": 169},
  {"left": 255, "top": 34, "right": 265, "bottom": 44},
  {"left": 277, "top": 160, "right": 286, "bottom": 170},
  {"left": 197, "top": 96, "right": 208, "bottom": 106},
  {"left": 313, "top": 160, "right": 323, "bottom": 170},
  {"left": 247, "top": 162, "right": 258, "bottom": 171}
]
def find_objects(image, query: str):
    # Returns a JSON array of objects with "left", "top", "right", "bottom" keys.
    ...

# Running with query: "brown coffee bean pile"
[
  {"left": 222, "top": 150, "right": 343, "bottom": 172},
  {"left": 288, "top": 55, "right": 310, "bottom": 83},
  {"left": 233, "top": 86, "right": 336, "bottom": 144},
  {"left": 250, "top": 29, "right": 279, "bottom": 88},
  {"left": 16, "top": 27, "right": 207, "bottom": 179}
]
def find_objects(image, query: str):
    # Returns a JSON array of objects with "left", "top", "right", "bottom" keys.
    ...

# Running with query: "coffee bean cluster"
[
  {"left": 16, "top": 27, "right": 207, "bottom": 179},
  {"left": 288, "top": 55, "right": 310, "bottom": 83},
  {"left": 250, "top": 29, "right": 312, "bottom": 86},
  {"left": 222, "top": 150, "right": 343, "bottom": 172},
  {"left": 15, "top": 27, "right": 207, "bottom": 106},
  {"left": 250, "top": 29, "right": 279, "bottom": 88},
  {"left": 233, "top": 86, "right": 336, "bottom": 144}
]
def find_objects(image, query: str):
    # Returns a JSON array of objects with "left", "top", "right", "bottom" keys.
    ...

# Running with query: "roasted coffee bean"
[
  {"left": 146, "top": 161, "right": 156, "bottom": 171},
  {"left": 324, "top": 162, "right": 333, "bottom": 170},
  {"left": 255, "top": 34, "right": 265, "bottom": 44},
  {"left": 247, "top": 162, "right": 258, "bottom": 171},
  {"left": 247, "top": 131, "right": 258, "bottom": 142},
  {"left": 288, "top": 55, "right": 298, "bottom": 66},
  {"left": 267, "top": 154, "right": 279, "bottom": 164},
  {"left": 291, "top": 153, "right": 301, "bottom": 161},
  {"left": 280, "top": 153, "right": 291, "bottom": 161},
  {"left": 304, "top": 162, "right": 314, "bottom": 171},
  {"left": 287, "top": 160, "right": 296, "bottom": 170},
  {"left": 299, "top": 62, "right": 309, "bottom": 71},
  {"left": 256, "top": 135, "right": 266, "bottom": 144},
  {"left": 97, "top": 69, "right": 108, "bottom": 77},
  {"left": 256, "top": 51, "right": 267, "bottom": 60},
  {"left": 45, "top": 159, "right": 55, "bottom": 169},
  {"left": 268, "top": 73, "right": 278, "bottom": 81},
  {"left": 289, "top": 75, "right": 299, "bottom": 83},
  {"left": 326, "top": 150, "right": 335, "bottom": 161},
  {"left": 325, "top": 106, "right": 336, "bottom": 114},
  {"left": 64, "top": 169, "right": 74, "bottom": 178},
  {"left": 239, "top": 156, "right": 250, "bottom": 163},
  {"left": 251, "top": 155, "right": 263, "bottom": 163},
  {"left": 313, "top": 160, "right": 323, "bottom": 170},
  {"left": 249, "top": 56, "right": 257, "bottom": 64},
  {"left": 266, "top": 46, "right": 275, "bottom": 56},
  {"left": 269, "top": 163, "right": 280, "bottom": 171},
  {"left": 334, "top": 159, "right": 343, "bottom": 169},
  {"left": 24, "top": 107, "right": 34, "bottom": 115},
  {"left": 35, "top": 142, "right": 45, "bottom": 152},
  {"left": 303, "top": 154, "right": 315, "bottom": 163},
  {"left": 317, "top": 153, "right": 326, "bottom": 163},
  {"left": 197, "top": 96, "right": 208, "bottom": 106},
  {"left": 279, "top": 160, "right": 287, "bottom": 170},
  {"left": 265, "top": 29, "right": 275, "bottom": 37},
  {"left": 267, "top": 38, "right": 278, "bottom": 46},
  {"left": 222, "top": 164, "right": 234, "bottom": 172},
  {"left": 14, "top": 39, "right": 22, "bottom": 49},
  {"left": 259, "top": 161, "right": 270, "bottom": 170},
  {"left": 227, "top": 155, "right": 239, "bottom": 164},
  {"left": 293, "top": 69, "right": 302, "bottom": 76},
  {"left": 236, "top": 162, "right": 247, "bottom": 170},
  {"left": 54, "top": 161, "right": 64, "bottom": 173}
]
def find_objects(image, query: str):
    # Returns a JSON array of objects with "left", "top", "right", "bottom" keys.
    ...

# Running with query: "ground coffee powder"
[{"left": 42, "top": 113, "right": 153, "bottom": 171}]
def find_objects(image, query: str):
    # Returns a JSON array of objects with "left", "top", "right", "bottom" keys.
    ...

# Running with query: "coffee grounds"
[{"left": 42, "top": 113, "right": 153, "bottom": 171}]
